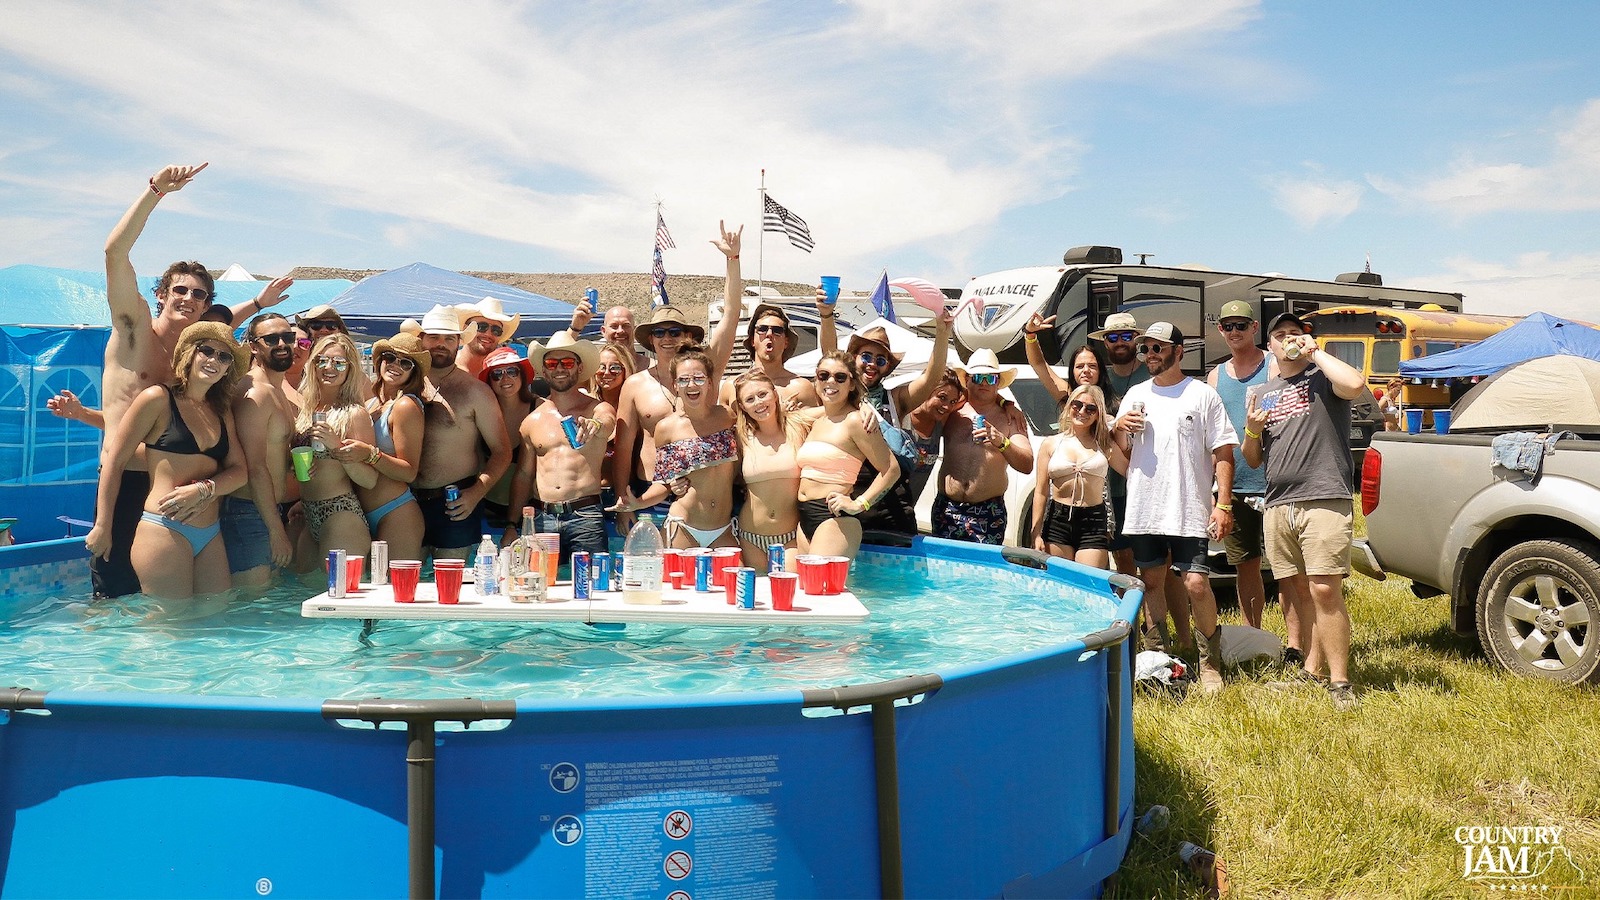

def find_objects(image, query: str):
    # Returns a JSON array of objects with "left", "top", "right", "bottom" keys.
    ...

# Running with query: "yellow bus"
[{"left": 1303, "top": 305, "right": 1519, "bottom": 412}]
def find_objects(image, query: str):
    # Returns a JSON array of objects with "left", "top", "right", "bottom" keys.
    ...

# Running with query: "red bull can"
[
  {"left": 572, "top": 551, "right": 591, "bottom": 599},
  {"left": 767, "top": 544, "right": 785, "bottom": 574},
  {"left": 733, "top": 566, "right": 757, "bottom": 609},
  {"left": 593, "top": 551, "right": 612, "bottom": 591},
  {"left": 327, "top": 549, "right": 347, "bottom": 598},
  {"left": 694, "top": 550, "right": 713, "bottom": 592},
  {"left": 370, "top": 540, "right": 389, "bottom": 585}
]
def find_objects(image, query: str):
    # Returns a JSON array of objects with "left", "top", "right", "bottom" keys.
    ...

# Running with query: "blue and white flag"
[{"left": 868, "top": 271, "right": 895, "bottom": 324}]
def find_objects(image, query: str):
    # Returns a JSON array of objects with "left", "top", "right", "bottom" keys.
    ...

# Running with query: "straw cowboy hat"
[
  {"left": 959, "top": 348, "right": 1017, "bottom": 389},
  {"left": 633, "top": 305, "right": 705, "bottom": 351},
  {"left": 295, "top": 305, "right": 349, "bottom": 334},
  {"left": 371, "top": 331, "right": 433, "bottom": 379},
  {"left": 175, "top": 321, "right": 249, "bottom": 380},
  {"left": 527, "top": 331, "right": 601, "bottom": 376},
  {"left": 454, "top": 296, "right": 521, "bottom": 342},
  {"left": 744, "top": 303, "right": 801, "bottom": 362},
  {"left": 419, "top": 304, "right": 462, "bottom": 335},
  {"left": 845, "top": 325, "right": 906, "bottom": 374},
  {"left": 398, "top": 318, "right": 422, "bottom": 336},
  {"left": 476, "top": 345, "right": 535, "bottom": 384},
  {"left": 1089, "top": 312, "right": 1144, "bottom": 341}
]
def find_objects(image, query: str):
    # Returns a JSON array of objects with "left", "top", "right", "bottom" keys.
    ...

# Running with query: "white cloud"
[
  {"left": 1397, "top": 251, "right": 1600, "bottom": 321},
  {"left": 1269, "top": 174, "right": 1364, "bottom": 228},
  {"left": 1371, "top": 99, "right": 1600, "bottom": 214}
]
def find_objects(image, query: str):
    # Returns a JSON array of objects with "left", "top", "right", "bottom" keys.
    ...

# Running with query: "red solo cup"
[
  {"left": 667, "top": 568, "right": 686, "bottom": 591},
  {"left": 434, "top": 559, "right": 465, "bottom": 604},
  {"left": 796, "top": 555, "right": 825, "bottom": 595},
  {"left": 713, "top": 547, "right": 741, "bottom": 586},
  {"left": 723, "top": 565, "right": 739, "bottom": 605},
  {"left": 390, "top": 561, "right": 422, "bottom": 603},
  {"left": 824, "top": 556, "right": 850, "bottom": 595},
  {"left": 661, "top": 548, "right": 684, "bottom": 580},
  {"left": 769, "top": 572, "right": 798, "bottom": 611},
  {"left": 345, "top": 555, "right": 364, "bottom": 593}
]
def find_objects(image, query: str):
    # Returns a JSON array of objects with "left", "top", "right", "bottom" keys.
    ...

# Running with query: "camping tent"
[
  {"left": 1450, "top": 355, "right": 1600, "bottom": 434},
  {"left": 1400, "top": 312, "right": 1600, "bottom": 378},
  {"left": 318, "top": 263, "right": 577, "bottom": 342}
]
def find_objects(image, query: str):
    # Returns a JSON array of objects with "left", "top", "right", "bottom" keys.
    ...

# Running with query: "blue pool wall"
[
  {"left": 0, "top": 537, "right": 91, "bottom": 597},
  {"left": 0, "top": 537, "right": 1138, "bottom": 898}
]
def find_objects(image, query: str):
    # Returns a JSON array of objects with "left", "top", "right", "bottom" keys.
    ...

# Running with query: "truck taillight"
[{"left": 1361, "top": 446, "right": 1381, "bottom": 515}]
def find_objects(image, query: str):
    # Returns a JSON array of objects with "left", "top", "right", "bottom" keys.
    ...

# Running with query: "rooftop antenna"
[{"left": 1135, "top": 253, "right": 1154, "bottom": 265}]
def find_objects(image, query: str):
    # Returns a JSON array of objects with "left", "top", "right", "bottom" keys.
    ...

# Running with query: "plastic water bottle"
[
  {"left": 1134, "top": 805, "right": 1170, "bottom": 834},
  {"left": 621, "top": 514, "right": 664, "bottom": 605},
  {"left": 475, "top": 535, "right": 498, "bottom": 596}
]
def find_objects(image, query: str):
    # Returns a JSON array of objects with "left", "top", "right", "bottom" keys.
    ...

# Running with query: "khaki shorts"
[{"left": 1264, "top": 498, "right": 1353, "bottom": 578}]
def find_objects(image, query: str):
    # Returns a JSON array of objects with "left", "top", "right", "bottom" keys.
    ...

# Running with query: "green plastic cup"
[{"left": 291, "top": 446, "right": 315, "bottom": 482}]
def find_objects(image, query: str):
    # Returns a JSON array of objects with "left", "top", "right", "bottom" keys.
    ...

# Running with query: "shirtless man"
[
  {"left": 934, "top": 349, "right": 1034, "bottom": 545},
  {"left": 412, "top": 304, "right": 512, "bottom": 561},
  {"left": 505, "top": 335, "right": 616, "bottom": 564},
  {"left": 610, "top": 222, "right": 744, "bottom": 528},
  {"left": 218, "top": 314, "right": 300, "bottom": 587},
  {"left": 716, "top": 301, "right": 822, "bottom": 410},
  {"left": 565, "top": 299, "right": 648, "bottom": 370},
  {"left": 454, "top": 297, "right": 520, "bottom": 378},
  {"left": 95, "top": 162, "right": 214, "bottom": 597}
]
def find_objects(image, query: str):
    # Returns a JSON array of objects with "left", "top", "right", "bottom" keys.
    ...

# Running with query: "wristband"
[
  {"left": 1244, "top": 428, "right": 1261, "bottom": 440},
  {"left": 148, "top": 178, "right": 165, "bottom": 197},
  {"left": 366, "top": 446, "right": 381, "bottom": 466},
  {"left": 1000, "top": 436, "right": 1012, "bottom": 451},
  {"left": 858, "top": 496, "right": 872, "bottom": 512},
  {"left": 1215, "top": 502, "right": 1232, "bottom": 512},
  {"left": 1024, "top": 333, "right": 1039, "bottom": 343}
]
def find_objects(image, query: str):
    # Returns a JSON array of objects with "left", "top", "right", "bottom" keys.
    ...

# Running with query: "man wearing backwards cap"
[
  {"left": 412, "top": 304, "right": 514, "bottom": 562},
  {"left": 1111, "top": 321, "right": 1238, "bottom": 694},
  {"left": 1244, "top": 311, "right": 1366, "bottom": 711},
  {"left": 1206, "top": 300, "right": 1276, "bottom": 634},
  {"left": 611, "top": 222, "right": 744, "bottom": 527},
  {"left": 454, "top": 296, "right": 521, "bottom": 378}
]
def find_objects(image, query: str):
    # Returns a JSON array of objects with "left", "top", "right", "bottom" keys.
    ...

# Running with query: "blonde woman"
[
  {"left": 731, "top": 369, "right": 802, "bottom": 570},
  {"left": 292, "top": 333, "right": 378, "bottom": 570},
  {"left": 1031, "top": 384, "right": 1127, "bottom": 569},
  {"left": 86, "top": 323, "right": 249, "bottom": 598}
]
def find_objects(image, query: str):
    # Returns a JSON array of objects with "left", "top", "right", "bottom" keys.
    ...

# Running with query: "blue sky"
[{"left": 3, "top": 1, "right": 1597, "bottom": 319}]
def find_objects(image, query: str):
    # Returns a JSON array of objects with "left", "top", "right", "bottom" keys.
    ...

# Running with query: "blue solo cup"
[
  {"left": 819, "top": 275, "right": 841, "bottom": 304},
  {"left": 1404, "top": 408, "right": 1424, "bottom": 434},
  {"left": 1433, "top": 409, "right": 1453, "bottom": 435}
]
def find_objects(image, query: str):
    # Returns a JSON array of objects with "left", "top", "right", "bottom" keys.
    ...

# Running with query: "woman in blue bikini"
[
  {"left": 629, "top": 347, "right": 741, "bottom": 549},
  {"left": 87, "top": 322, "right": 248, "bottom": 599},
  {"left": 331, "top": 332, "right": 428, "bottom": 563}
]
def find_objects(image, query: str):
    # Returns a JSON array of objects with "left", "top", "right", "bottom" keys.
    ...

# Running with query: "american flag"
[
  {"left": 655, "top": 210, "right": 676, "bottom": 250},
  {"left": 651, "top": 209, "right": 673, "bottom": 308},
  {"left": 763, "top": 193, "right": 814, "bottom": 253}
]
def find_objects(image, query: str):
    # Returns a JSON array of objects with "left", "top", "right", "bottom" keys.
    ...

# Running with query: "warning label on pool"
[{"left": 578, "top": 755, "right": 781, "bottom": 899}]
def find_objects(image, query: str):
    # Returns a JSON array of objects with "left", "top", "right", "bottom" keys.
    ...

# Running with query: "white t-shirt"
[{"left": 1117, "top": 376, "right": 1238, "bottom": 538}]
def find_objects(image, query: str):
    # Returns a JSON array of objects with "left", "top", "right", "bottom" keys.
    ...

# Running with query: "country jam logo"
[{"left": 1456, "top": 825, "right": 1585, "bottom": 888}]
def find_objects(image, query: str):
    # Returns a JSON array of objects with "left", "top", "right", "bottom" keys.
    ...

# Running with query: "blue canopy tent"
[
  {"left": 1401, "top": 312, "right": 1600, "bottom": 378},
  {"left": 321, "top": 263, "right": 578, "bottom": 343},
  {"left": 0, "top": 264, "right": 354, "bottom": 326}
]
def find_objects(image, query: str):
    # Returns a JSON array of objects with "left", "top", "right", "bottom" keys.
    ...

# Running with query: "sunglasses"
[
  {"left": 314, "top": 356, "right": 350, "bottom": 371},
  {"left": 816, "top": 370, "right": 851, "bottom": 383},
  {"left": 1219, "top": 321, "right": 1253, "bottom": 333},
  {"left": 1069, "top": 400, "right": 1099, "bottom": 415},
  {"left": 543, "top": 356, "right": 579, "bottom": 371},
  {"left": 296, "top": 338, "right": 313, "bottom": 350},
  {"left": 305, "top": 320, "right": 341, "bottom": 332},
  {"left": 472, "top": 321, "right": 505, "bottom": 337},
  {"left": 193, "top": 343, "right": 234, "bottom": 366},
  {"left": 1103, "top": 332, "right": 1137, "bottom": 343},
  {"left": 378, "top": 351, "right": 417, "bottom": 372},
  {"left": 969, "top": 372, "right": 1001, "bottom": 386},
  {"left": 676, "top": 374, "right": 709, "bottom": 387},
  {"left": 487, "top": 365, "right": 523, "bottom": 381},
  {"left": 857, "top": 352, "right": 890, "bottom": 368},
  {"left": 651, "top": 326, "right": 686, "bottom": 340},
  {"left": 753, "top": 323, "right": 786, "bottom": 336},
  {"left": 597, "top": 363, "right": 626, "bottom": 374},
  {"left": 255, "top": 333, "right": 295, "bottom": 347},
  {"left": 1137, "top": 344, "right": 1171, "bottom": 356},
  {"left": 167, "top": 284, "right": 211, "bottom": 302}
]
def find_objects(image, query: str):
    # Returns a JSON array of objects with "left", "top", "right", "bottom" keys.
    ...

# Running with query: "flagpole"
[{"left": 757, "top": 169, "right": 766, "bottom": 299}]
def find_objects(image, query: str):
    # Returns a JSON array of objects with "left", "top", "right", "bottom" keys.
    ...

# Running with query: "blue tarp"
[
  {"left": 322, "top": 262, "right": 577, "bottom": 342},
  {"left": 0, "top": 325, "right": 106, "bottom": 496},
  {"left": 0, "top": 264, "right": 354, "bottom": 327},
  {"left": 1400, "top": 311, "right": 1600, "bottom": 378}
]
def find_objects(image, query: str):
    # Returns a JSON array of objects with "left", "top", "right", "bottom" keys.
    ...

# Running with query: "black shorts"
[
  {"left": 1043, "top": 500, "right": 1110, "bottom": 552},
  {"left": 416, "top": 479, "right": 485, "bottom": 552},
  {"left": 91, "top": 468, "right": 148, "bottom": 598},
  {"left": 1129, "top": 534, "right": 1211, "bottom": 574}
]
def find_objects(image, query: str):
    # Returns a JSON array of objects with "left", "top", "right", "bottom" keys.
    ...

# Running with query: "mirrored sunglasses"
[
  {"left": 543, "top": 356, "right": 579, "bottom": 371},
  {"left": 1103, "top": 332, "right": 1137, "bottom": 343},
  {"left": 487, "top": 365, "right": 523, "bottom": 381},
  {"left": 969, "top": 372, "right": 1001, "bottom": 386},
  {"left": 675, "top": 374, "right": 709, "bottom": 387},
  {"left": 857, "top": 351, "right": 890, "bottom": 368},
  {"left": 597, "top": 363, "right": 626, "bottom": 374},
  {"left": 314, "top": 356, "right": 350, "bottom": 371}
]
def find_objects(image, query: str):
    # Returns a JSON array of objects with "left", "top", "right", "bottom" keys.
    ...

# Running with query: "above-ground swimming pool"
[{"left": 1, "top": 536, "right": 1140, "bottom": 898}]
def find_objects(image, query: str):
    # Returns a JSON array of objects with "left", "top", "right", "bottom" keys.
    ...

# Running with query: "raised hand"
[
  {"left": 1245, "top": 391, "right": 1269, "bottom": 436},
  {"left": 712, "top": 221, "right": 743, "bottom": 259},
  {"left": 569, "top": 296, "right": 594, "bottom": 333},
  {"left": 1026, "top": 313, "right": 1056, "bottom": 335},
  {"left": 150, "top": 163, "right": 209, "bottom": 194},
  {"left": 47, "top": 389, "right": 84, "bottom": 421},
  {"left": 255, "top": 275, "right": 295, "bottom": 310}
]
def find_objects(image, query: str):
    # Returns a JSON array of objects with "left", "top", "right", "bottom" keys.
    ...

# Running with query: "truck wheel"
[{"left": 1476, "top": 539, "right": 1600, "bottom": 684}]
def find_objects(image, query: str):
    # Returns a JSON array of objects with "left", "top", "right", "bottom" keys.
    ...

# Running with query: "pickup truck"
[{"left": 1355, "top": 430, "right": 1600, "bottom": 684}]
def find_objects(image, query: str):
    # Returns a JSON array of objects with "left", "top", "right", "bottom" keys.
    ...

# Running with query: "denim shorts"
[{"left": 219, "top": 495, "right": 273, "bottom": 574}]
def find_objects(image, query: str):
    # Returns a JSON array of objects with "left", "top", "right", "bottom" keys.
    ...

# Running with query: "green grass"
[{"left": 1109, "top": 571, "right": 1600, "bottom": 898}]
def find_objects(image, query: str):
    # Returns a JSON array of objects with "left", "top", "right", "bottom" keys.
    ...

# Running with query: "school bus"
[{"left": 1302, "top": 305, "right": 1519, "bottom": 412}]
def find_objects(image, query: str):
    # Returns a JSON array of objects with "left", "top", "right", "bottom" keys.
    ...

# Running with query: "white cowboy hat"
[
  {"left": 455, "top": 296, "right": 521, "bottom": 343},
  {"left": 419, "top": 304, "right": 462, "bottom": 335},
  {"left": 527, "top": 331, "right": 601, "bottom": 377},
  {"left": 960, "top": 348, "right": 1017, "bottom": 389}
]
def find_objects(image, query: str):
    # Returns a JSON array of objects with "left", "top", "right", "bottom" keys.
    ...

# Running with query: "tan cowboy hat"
[
  {"left": 845, "top": 325, "right": 905, "bottom": 373},
  {"left": 419, "top": 304, "right": 462, "bottom": 335},
  {"left": 744, "top": 303, "right": 801, "bottom": 362},
  {"left": 1089, "top": 312, "right": 1144, "bottom": 341},
  {"left": 295, "top": 305, "right": 349, "bottom": 333},
  {"left": 960, "top": 348, "right": 1017, "bottom": 389},
  {"left": 454, "top": 296, "right": 521, "bottom": 342},
  {"left": 476, "top": 345, "right": 535, "bottom": 384},
  {"left": 371, "top": 331, "right": 432, "bottom": 379},
  {"left": 527, "top": 331, "right": 601, "bottom": 377},
  {"left": 633, "top": 305, "right": 705, "bottom": 351},
  {"left": 398, "top": 318, "right": 422, "bottom": 336},
  {"left": 175, "top": 321, "right": 249, "bottom": 380}
]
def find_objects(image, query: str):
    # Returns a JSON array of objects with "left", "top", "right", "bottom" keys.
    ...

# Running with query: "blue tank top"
[{"left": 1216, "top": 356, "right": 1270, "bottom": 495}]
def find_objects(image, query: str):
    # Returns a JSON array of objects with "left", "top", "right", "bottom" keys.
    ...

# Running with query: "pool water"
[{"left": 0, "top": 551, "right": 1115, "bottom": 700}]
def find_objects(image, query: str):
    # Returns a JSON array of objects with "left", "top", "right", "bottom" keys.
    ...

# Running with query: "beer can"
[
  {"left": 972, "top": 414, "right": 986, "bottom": 443},
  {"left": 370, "top": 540, "right": 389, "bottom": 585},
  {"left": 734, "top": 567, "right": 757, "bottom": 609},
  {"left": 694, "top": 550, "right": 713, "bottom": 592},
  {"left": 444, "top": 485, "right": 461, "bottom": 505},
  {"left": 585, "top": 287, "right": 599, "bottom": 307},
  {"left": 593, "top": 551, "right": 612, "bottom": 591},
  {"left": 559, "top": 415, "right": 581, "bottom": 449},
  {"left": 327, "top": 549, "right": 347, "bottom": 598},
  {"left": 572, "top": 551, "right": 591, "bottom": 599},
  {"left": 1284, "top": 338, "right": 1304, "bottom": 360},
  {"left": 767, "top": 544, "right": 785, "bottom": 574},
  {"left": 611, "top": 551, "right": 625, "bottom": 584}
]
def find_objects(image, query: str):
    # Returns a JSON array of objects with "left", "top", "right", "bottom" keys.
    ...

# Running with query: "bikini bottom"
[
  {"left": 304, "top": 492, "right": 365, "bottom": 543},
  {"left": 665, "top": 516, "right": 733, "bottom": 548},
  {"left": 365, "top": 490, "right": 417, "bottom": 533},
  {"left": 139, "top": 511, "right": 221, "bottom": 558}
]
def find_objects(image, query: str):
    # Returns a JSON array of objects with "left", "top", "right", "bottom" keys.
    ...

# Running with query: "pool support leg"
[
  {"left": 803, "top": 673, "right": 943, "bottom": 900},
  {"left": 322, "top": 698, "right": 517, "bottom": 900}
]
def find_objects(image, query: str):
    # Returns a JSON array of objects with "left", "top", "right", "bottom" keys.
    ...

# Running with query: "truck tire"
[{"left": 1476, "top": 539, "right": 1600, "bottom": 685}]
